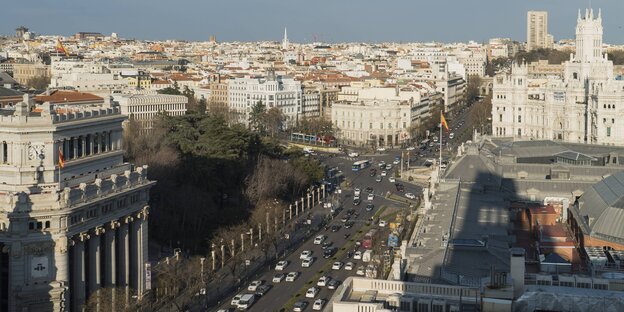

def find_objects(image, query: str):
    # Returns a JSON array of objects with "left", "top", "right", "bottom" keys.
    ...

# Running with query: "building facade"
[
  {"left": 0, "top": 94, "right": 155, "bottom": 311},
  {"left": 492, "top": 9, "right": 624, "bottom": 146},
  {"left": 114, "top": 94, "right": 188, "bottom": 130},
  {"left": 12, "top": 63, "right": 51, "bottom": 86},
  {"left": 527, "top": 11, "right": 552, "bottom": 51}
]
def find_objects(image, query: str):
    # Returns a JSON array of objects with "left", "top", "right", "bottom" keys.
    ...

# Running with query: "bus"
[
  {"left": 352, "top": 160, "right": 371, "bottom": 172},
  {"left": 362, "top": 229, "right": 378, "bottom": 249}
]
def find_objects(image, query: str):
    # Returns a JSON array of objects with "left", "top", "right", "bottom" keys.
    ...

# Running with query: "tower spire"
[{"left": 282, "top": 27, "right": 290, "bottom": 50}]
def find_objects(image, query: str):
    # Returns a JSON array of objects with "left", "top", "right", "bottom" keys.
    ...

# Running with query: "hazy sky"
[{"left": 3, "top": 0, "right": 624, "bottom": 43}]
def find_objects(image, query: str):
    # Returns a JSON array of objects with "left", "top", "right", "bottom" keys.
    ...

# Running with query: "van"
[{"left": 237, "top": 294, "right": 256, "bottom": 310}]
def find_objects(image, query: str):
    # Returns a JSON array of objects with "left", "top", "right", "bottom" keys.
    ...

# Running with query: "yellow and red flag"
[
  {"left": 441, "top": 112, "right": 449, "bottom": 131},
  {"left": 58, "top": 146, "right": 65, "bottom": 168},
  {"left": 56, "top": 39, "right": 69, "bottom": 56}
]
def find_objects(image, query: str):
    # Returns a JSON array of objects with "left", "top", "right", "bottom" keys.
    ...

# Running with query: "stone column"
[
  {"left": 295, "top": 201, "right": 299, "bottom": 216},
  {"left": 81, "top": 136, "right": 86, "bottom": 157},
  {"left": 88, "top": 227, "right": 104, "bottom": 296},
  {"left": 0, "top": 141, "right": 4, "bottom": 163},
  {"left": 72, "top": 233, "right": 88, "bottom": 311},
  {"left": 118, "top": 219, "right": 130, "bottom": 288},
  {"left": 73, "top": 137, "right": 78, "bottom": 159},
  {"left": 307, "top": 193, "right": 311, "bottom": 210},
  {"left": 129, "top": 216, "right": 139, "bottom": 291},
  {"left": 104, "top": 221, "right": 119, "bottom": 287}
]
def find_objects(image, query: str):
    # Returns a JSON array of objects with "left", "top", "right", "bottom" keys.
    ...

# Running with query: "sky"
[{"left": 3, "top": 0, "right": 624, "bottom": 44}]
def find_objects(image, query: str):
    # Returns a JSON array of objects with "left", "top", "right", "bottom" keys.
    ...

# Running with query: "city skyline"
[{"left": 3, "top": 0, "right": 624, "bottom": 43}]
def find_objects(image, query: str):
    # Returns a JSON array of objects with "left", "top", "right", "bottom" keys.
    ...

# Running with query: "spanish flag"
[
  {"left": 56, "top": 39, "right": 69, "bottom": 56},
  {"left": 58, "top": 146, "right": 65, "bottom": 169},
  {"left": 441, "top": 112, "right": 449, "bottom": 131}
]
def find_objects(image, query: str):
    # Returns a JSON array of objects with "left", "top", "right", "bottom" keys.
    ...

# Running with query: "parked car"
[
  {"left": 328, "top": 279, "right": 340, "bottom": 289},
  {"left": 353, "top": 251, "right": 363, "bottom": 260},
  {"left": 302, "top": 257, "right": 314, "bottom": 267},
  {"left": 388, "top": 176, "right": 396, "bottom": 183},
  {"left": 255, "top": 284, "right": 272, "bottom": 296},
  {"left": 231, "top": 294, "right": 243, "bottom": 306},
  {"left": 272, "top": 273, "right": 285, "bottom": 283},
  {"left": 375, "top": 176, "right": 382, "bottom": 183},
  {"left": 366, "top": 203, "right": 374, "bottom": 211},
  {"left": 354, "top": 188, "right": 361, "bottom": 196},
  {"left": 376, "top": 147, "right": 386, "bottom": 152},
  {"left": 312, "top": 299, "right": 326, "bottom": 310},
  {"left": 405, "top": 192, "right": 416, "bottom": 199},
  {"left": 313, "top": 235, "right": 326, "bottom": 245},
  {"left": 323, "top": 247, "right": 336, "bottom": 258},
  {"left": 353, "top": 198, "right": 361, "bottom": 206},
  {"left": 378, "top": 220, "right": 388, "bottom": 227},
  {"left": 365, "top": 186, "right": 373, "bottom": 193},
  {"left": 332, "top": 261, "right": 343, "bottom": 270},
  {"left": 344, "top": 220, "right": 355, "bottom": 229},
  {"left": 356, "top": 266, "right": 365, "bottom": 275},
  {"left": 345, "top": 262, "right": 354, "bottom": 270},
  {"left": 367, "top": 193, "right": 374, "bottom": 201},
  {"left": 293, "top": 301, "right": 308, "bottom": 312},
  {"left": 381, "top": 171, "right": 387, "bottom": 177},
  {"left": 300, "top": 250, "right": 312, "bottom": 259},
  {"left": 317, "top": 276, "right": 330, "bottom": 287}
]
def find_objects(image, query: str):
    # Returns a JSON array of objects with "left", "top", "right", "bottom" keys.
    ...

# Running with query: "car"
[
  {"left": 305, "top": 287, "right": 319, "bottom": 298},
  {"left": 354, "top": 188, "right": 361, "bottom": 196},
  {"left": 286, "top": 271, "right": 299, "bottom": 282},
  {"left": 237, "top": 294, "right": 256, "bottom": 310},
  {"left": 367, "top": 193, "right": 374, "bottom": 201},
  {"left": 353, "top": 251, "right": 363, "bottom": 260},
  {"left": 348, "top": 152, "right": 359, "bottom": 157},
  {"left": 381, "top": 171, "right": 387, "bottom": 177},
  {"left": 312, "top": 299, "right": 326, "bottom": 310},
  {"left": 327, "top": 279, "right": 340, "bottom": 289},
  {"left": 231, "top": 294, "right": 243, "bottom": 306},
  {"left": 366, "top": 203, "right": 374, "bottom": 211},
  {"left": 376, "top": 147, "right": 386, "bottom": 152},
  {"left": 369, "top": 168, "right": 377, "bottom": 176},
  {"left": 395, "top": 183, "right": 405, "bottom": 192},
  {"left": 441, "top": 163, "right": 447, "bottom": 169},
  {"left": 378, "top": 161, "right": 386, "bottom": 167},
  {"left": 275, "top": 260, "right": 288, "bottom": 270},
  {"left": 248, "top": 280, "right": 263, "bottom": 291},
  {"left": 393, "top": 159, "right": 400, "bottom": 165},
  {"left": 405, "top": 192, "right": 416, "bottom": 199},
  {"left": 302, "top": 257, "right": 314, "bottom": 267},
  {"left": 375, "top": 175, "right": 382, "bottom": 183},
  {"left": 406, "top": 146, "right": 415, "bottom": 151},
  {"left": 322, "top": 241, "right": 333, "bottom": 249},
  {"left": 449, "top": 132, "right": 455, "bottom": 139},
  {"left": 313, "top": 235, "right": 326, "bottom": 245},
  {"left": 272, "top": 273, "right": 285, "bottom": 283},
  {"left": 354, "top": 194, "right": 360, "bottom": 201},
  {"left": 335, "top": 187, "right": 342, "bottom": 194},
  {"left": 293, "top": 301, "right": 308, "bottom": 312},
  {"left": 356, "top": 266, "right": 365, "bottom": 275},
  {"left": 346, "top": 209, "right": 356, "bottom": 216},
  {"left": 317, "top": 276, "right": 330, "bottom": 287},
  {"left": 331, "top": 224, "right": 340, "bottom": 232},
  {"left": 255, "top": 284, "right": 272, "bottom": 296},
  {"left": 379, "top": 220, "right": 388, "bottom": 227},
  {"left": 345, "top": 262, "right": 354, "bottom": 270},
  {"left": 323, "top": 247, "right": 336, "bottom": 258},
  {"left": 340, "top": 215, "right": 349, "bottom": 223},
  {"left": 353, "top": 198, "right": 361, "bottom": 206},
  {"left": 365, "top": 186, "right": 373, "bottom": 193},
  {"left": 388, "top": 176, "right": 396, "bottom": 183},
  {"left": 344, "top": 220, "right": 355, "bottom": 229},
  {"left": 385, "top": 164, "right": 393, "bottom": 170},
  {"left": 300, "top": 250, "right": 312, "bottom": 259},
  {"left": 332, "top": 261, "right": 343, "bottom": 270}
]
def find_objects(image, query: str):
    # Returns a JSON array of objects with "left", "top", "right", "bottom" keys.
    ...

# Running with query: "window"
[
  {"left": 607, "top": 127, "right": 611, "bottom": 137},
  {"left": 518, "top": 115, "right": 522, "bottom": 123},
  {"left": 517, "top": 128, "right": 522, "bottom": 137},
  {"left": 499, "top": 114, "right": 503, "bottom": 122}
]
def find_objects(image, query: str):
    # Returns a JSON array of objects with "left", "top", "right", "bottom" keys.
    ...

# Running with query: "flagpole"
[{"left": 439, "top": 111, "right": 442, "bottom": 178}]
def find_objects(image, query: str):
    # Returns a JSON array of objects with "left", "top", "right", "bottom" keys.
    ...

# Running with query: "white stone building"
[
  {"left": 331, "top": 99, "right": 415, "bottom": 147},
  {"left": 0, "top": 94, "right": 154, "bottom": 311},
  {"left": 492, "top": 9, "right": 624, "bottom": 146},
  {"left": 228, "top": 70, "right": 303, "bottom": 126},
  {"left": 114, "top": 94, "right": 188, "bottom": 130}
]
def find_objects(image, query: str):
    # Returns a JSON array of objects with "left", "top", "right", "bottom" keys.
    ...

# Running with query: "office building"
[{"left": 527, "top": 11, "right": 553, "bottom": 50}]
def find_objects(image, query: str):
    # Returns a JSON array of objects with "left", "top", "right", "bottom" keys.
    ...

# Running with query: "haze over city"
[{"left": 3, "top": 0, "right": 624, "bottom": 42}]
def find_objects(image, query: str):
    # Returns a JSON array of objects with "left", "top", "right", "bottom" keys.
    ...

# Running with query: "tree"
[
  {"left": 25, "top": 75, "right": 50, "bottom": 90},
  {"left": 486, "top": 57, "right": 512, "bottom": 76},
  {"left": 464, "top": 75, "right": 482, "bottom": 106},
  {"left": 84, "top": 287, "right": 138, "bottom": 312},
  {"left": 513, "top": 48, "right": 570, "bottom": 65},
  {"left": 608, "top": 50, "right": 624, "bottom": 65},
  {"left": 470, "top": 94, "right": 493, "bottom": 135},
  {"left": 197, "top": 97, "right": 207, "bottom": 114},
  {"left": 265, "top": 107, "right": 285, "bottom": 137},
  {"left": 248, "top": 101, "right": 267, "bottom": 133}
]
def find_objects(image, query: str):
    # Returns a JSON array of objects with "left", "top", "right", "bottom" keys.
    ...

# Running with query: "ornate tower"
[
  {"left": 282, "top": 27, "right": 290, "bottom": 50},
  {"left": 575, "top": 8, "right": 603, "bottom": 63}
]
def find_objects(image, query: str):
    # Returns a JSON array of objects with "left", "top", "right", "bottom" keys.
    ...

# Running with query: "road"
[{"left": 213, "top": 151, "right": 421, "bottom": 312}]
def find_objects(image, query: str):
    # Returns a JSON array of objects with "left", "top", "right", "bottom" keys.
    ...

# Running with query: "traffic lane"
[{"left": 244, "top": 187, "right": 380, "bottom": 311}]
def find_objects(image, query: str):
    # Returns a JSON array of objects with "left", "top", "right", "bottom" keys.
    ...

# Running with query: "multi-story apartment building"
[
  {"left": 113, "top": 94, "right": 188, "bottom": 130},
  {"left": 527, "top": 11, "right": 553, "bottom": 51},
  {"left": 492, "top": 9, "right": 624, "bottom": 145},
  {"left": 0, "top": 94, "right": 155, "bottom": 311},
  {"left": 228, "top": 69, "right": 303, "bottom": 126},
  {"left": 12, "top": 62, "right": 51, "bottom": 86}
]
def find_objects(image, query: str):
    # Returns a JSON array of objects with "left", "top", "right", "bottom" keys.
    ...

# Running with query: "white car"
[
  {"left": 405, "top": 192, "right": 416, "bottom": 199},
  {"left": 388, "top": 176, "right": 396, "bottom": 183},
  {"left": 406, "top": 147, "right": 415, "bottom": 151},
  {"left": 305, "top": 287, "right": 319, "bottom": 298},
  {"left": 248, "top": 280, "right": 263, "bottom": 291},
  {"left": 286, "top": 271, "right": 299, "bottom": 282},
  {"left": 376, "top": 147, "right": 386, "bottom": 152},
  {"left": 312, "top": 299, "right": 326, "bottom": 310},
  {"left": 275, "top": 260, "right": 288, "bottom": 270},
  {"left": 345, "top": 262, "right": 354, "bottom": 270},
  {"left": 378, "top": 161, "right": 386, "bottom": 167},
  {"left": 354, "top": 188, "right": 361, "bottom": 196},
  {"left": 231, "top": 294, "right": 243, "bottom": 306},
  {"left": 332, "top": 261, "right": 343, "bottom": 270},
  {"left": 313, "top": 235, "right": 326, "bottom": 245},
  {"left": 386, "top": 164, "right": 393, "bottom": 170},
  {"left": 393, "top": 159, "right": 400, "bottom": 165},
  {"left": 317, "top": 276, "right": 329, "bottom": 287},
  {"left": 356, "top": 266, "right": 365, "bottom": 276},
  {"left": 272, "top": 273, "right": 285, "bottom": 283},
  {"left": 302, "top": 257, "right": 314, "bottom": 268},
  {"left": 353, "top": 251, "right": 363, "bottom": 260},
  {"left": 300, "top": 250, "right": 312, "bottom": 259},
  {"left": 381, "top": 171, "right": 387, "bottom": 177},
  {"left": 379, "top": 220, "right": 388, "bottom": 227},
  {"left": 367, "top": 193, "right": 374, "bottom": 201},
  {"left": 348, "top": 152, "right": 359, "bottom": 157},
  {"left": 449, "top": 132, "right": 455, "bottom": 139}
]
